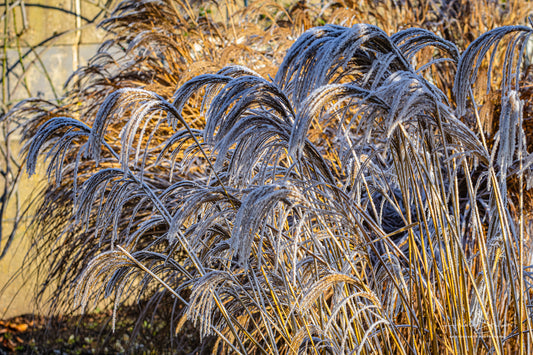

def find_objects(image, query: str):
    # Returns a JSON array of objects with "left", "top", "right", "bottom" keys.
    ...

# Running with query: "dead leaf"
[{"left": 8, "top": 323, "right": 28, "bottom": 332}]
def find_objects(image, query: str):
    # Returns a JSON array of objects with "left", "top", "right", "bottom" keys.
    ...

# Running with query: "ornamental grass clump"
[
  {"left": 5, "top": 0, "right": 314, "bottom": 317},
  {"left": 6, "top": 0, "right": 533, "bottom": 353}
]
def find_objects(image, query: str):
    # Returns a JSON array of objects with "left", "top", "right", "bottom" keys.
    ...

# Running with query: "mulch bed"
[{"left": 0, "top": 305, "right": 211, "bottom": 354}]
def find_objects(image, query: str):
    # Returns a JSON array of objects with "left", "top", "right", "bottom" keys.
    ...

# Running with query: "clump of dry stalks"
[{"left": 6, "top": 0, "right": 533, "bottom": 353}]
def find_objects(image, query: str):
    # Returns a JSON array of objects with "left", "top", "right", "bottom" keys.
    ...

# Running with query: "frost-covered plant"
[{"left": 16, "top": 15, "right": 533, "bottom": 353}]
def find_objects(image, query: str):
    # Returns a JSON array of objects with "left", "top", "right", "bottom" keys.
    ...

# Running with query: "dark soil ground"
[{"left": 0, "top": 305, "right": 212, "bottom": 354}]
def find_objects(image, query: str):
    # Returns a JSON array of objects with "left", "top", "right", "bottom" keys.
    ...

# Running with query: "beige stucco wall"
[
  {"left": 3, "top": 0, "right": 108, "bottom": 46},
  {"left": 2, "top": 1, "right": 109, "bottom": 104},
  {"left": 1, "top": 0, "right": 111, "bottom": 318}
]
